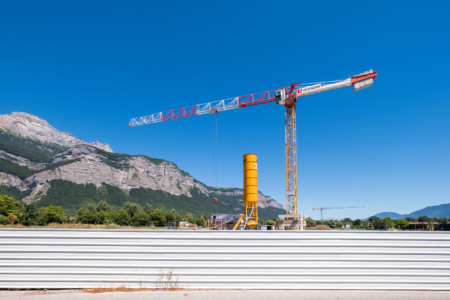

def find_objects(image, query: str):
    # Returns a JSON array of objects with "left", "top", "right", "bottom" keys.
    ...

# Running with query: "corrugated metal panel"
[{"left": 0, "top": 229, "right": 449, "bottom": 290}]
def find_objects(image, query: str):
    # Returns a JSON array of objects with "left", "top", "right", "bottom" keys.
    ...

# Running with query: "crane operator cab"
[{"left": 275, "top": 89, "right": 287, "bottom": 105}]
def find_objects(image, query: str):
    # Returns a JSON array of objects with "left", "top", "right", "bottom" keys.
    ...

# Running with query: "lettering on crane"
[{"left": 297, "top": 84, "right": 321, "bottom": 95}]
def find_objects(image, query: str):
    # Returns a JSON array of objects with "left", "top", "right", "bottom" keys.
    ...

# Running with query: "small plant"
[{"left": 155, "top": 269, "right": 179, "bottom": 290}]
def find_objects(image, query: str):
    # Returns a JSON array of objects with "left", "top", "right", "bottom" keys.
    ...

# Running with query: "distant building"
[
  {"left": 211, "top": 214, "right": 239, "bottom": 221},
  {"left": 208, "top": 214, "right": 240, "bottom": 230},
  {"left": 408, "top": 222, "right": 440, "bottom": 231}
]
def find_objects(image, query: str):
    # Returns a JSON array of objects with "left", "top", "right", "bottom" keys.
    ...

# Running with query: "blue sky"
[{"left": 1, "top": 1, "right": 449, "bottom": 219}]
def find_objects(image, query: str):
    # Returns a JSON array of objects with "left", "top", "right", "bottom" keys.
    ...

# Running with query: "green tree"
[
  {"left": 150, "top": 209, "right": 166, "bottom": 227},
  {"left": 96, "top": 210, "right": 111, "bottom": 224},
  {"left": 0, "top": 194, "right": 23, "bottom": 219},
  {"left": 76, "top": 207, "right": 96, "bottom": 224},
  {"left": 368, "top": 216, "right": 381, "bottom": 229},
  {"left": 427, "top": 219, "right": 434, "bottom": 231},
  {"left": 195, "top": 217, "right": 206, "bottom": 227},
  {"left": 185, "top": 213, "right": 195, "bottom": 224},
  {"left": 40, "top": 205, "right": 66, "bottom": 224},
  {"left": 362, "top": 220, "right": 370, "bottom": 229},
  {"left": 266, "top": 220, "right": 276, "bottom": 226},
  {"left": 383, "top": 217, "right": 394, "bottom": 229},
  {"left": 22, "top": 204, "right": 39, "bottom": 226},
  {"left": 418, "top": 216, "right": 429, "bottom": 223},
  {"left": 353, "top": 219, "right": 362, "bottom": 228},
  {"left": 122, "top": 202, "right": 140, "bottom": 218},
  {"left": 368, "top": 216, "right": 379, "bottom": 223},
  {"left": 0, "top": 215, "right": 8, "bottom": 225},
  {"left": 97, "top": 200, "right": 111, "bottom": 212},
  {"left": 306, "top": 217, "right": 316, "bottom": 228},
  {"left": 113, "top": 209, "right": 131, "bottom": 226},
  {"left": 132, "top": 210, "right": 150, "bottom": 226},
  {"left": 98, "top": 185, "right": 108, "bottom": 200},
  {"left": 335, "top": 221, "right": 344, "bottom": 229},
  {"left": 176, "top": 214, "right": 188, "bottom": 222},
  {"left": 395, "top": 219, "right": 410, "bottom": 230},
  {"left": 143, "top": 203, "right": 153, "bottom": 215},
  {"left": 438, "top": 217, "right": 449, "bottom": 225},
  {"left": 166, "top": 211, "right": 177, "bottom": 223},
  {"left": 7, "top": 213, "right": 18, "bottom": 224},
  {"left": 342, "top": 218, "right": 353, "bottom": 225}
]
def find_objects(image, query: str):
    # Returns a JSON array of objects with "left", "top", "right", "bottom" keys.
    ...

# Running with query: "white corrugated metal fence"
[{"left": 0, "top": 229, "right": 449, "bottom": 290}]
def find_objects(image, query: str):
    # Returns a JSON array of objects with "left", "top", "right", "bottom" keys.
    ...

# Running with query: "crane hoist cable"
[{"left": 212, "top": 112, "right": 219, "bottom": 187}]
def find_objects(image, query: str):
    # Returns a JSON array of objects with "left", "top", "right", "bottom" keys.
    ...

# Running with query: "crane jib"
[{"left": 129, "top": 70, "right": 376, "bottom": 127}]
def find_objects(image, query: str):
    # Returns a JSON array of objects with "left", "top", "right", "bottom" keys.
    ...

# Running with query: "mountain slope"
[
  {"left": 407, "top": 203, "right": 450, "bottom": 218},
  {"left": 0, "top": 112, "right": 284, "bottom": 218},
  {"left": 373, "top": 212, "right": 407, "bottom": 219},
  {"left": 373, "top": 203, "right": 450, "bottom": 219}
]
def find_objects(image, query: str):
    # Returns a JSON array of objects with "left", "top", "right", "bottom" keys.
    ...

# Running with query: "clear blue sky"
[{"left": 1, "top": 1, "right": 449, "bottom": 219}]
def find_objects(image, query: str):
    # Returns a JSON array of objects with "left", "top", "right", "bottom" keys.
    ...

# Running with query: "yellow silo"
[
  {"left": 243, "top": 153, "right": 259, "bottom": 229},
  {"left": 244, "top": 153, "right": 258, "bottom": 206}
]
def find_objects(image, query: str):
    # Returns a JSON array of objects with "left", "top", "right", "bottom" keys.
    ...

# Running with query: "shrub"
[
  {"left": 143, "top": 203, "right": 153, "bottom": 215},
  {"left": 122, "top": 202, "right": 140, "bottom": 218},
  {"left": 113, "top": 209, "right": 131, "bottom": 226},
  {"left": 22, "top": 204, "right": 39, "bottom": 226},
  {"left": 150, "top": 209, "right": 166, "bottom": 227},
  {"left": 395, "top": 219, "right": 410, "bottom": 230},
  {"left": 40, "top": 205, "right": 66, "bottom": 224},
  {"left": 97, "top": 210, "right": 111, "bottom": 225},
  {"left": 7, "top": 213, "right": 18, "bottom": 224},
  {"left": 266, "top": 220, "right": 276, "bottom": 226},
  {"left": 195, "top": 217, "right": 205, "bottom": 227},
  {"left": 0, "top": 194, "right": 23, "bottom": 219},
  {"left": 165, "top": 211, "right": 176, "bottom": 223},
  {"left": 76, "top": 207, "right": 96, "bottom": 224},
  {"left": 131, "top": 210, "right": 150, "bottom": 226},
  {"left": 97, "top": 200, "right": 111, "bottom": 212},
  {"left": 0, "top": 214, "right": 9, "bottom": 224}
]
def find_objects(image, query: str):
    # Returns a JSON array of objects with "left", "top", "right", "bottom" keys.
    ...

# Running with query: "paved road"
[{"left": 1, "top": 290, "right": 450, "bottom": 300}]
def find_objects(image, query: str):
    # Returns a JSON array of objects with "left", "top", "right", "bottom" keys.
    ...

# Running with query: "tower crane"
[
  {"left": 313, "top": 207, "right": 363, "bottom": 221},
  {"left": 129, "top": 70, "right": 377, "bottom": 222}
]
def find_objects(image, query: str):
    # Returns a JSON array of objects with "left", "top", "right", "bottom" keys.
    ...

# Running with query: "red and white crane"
[{"left": 129, "top": 70, "right": 377, "bottom": 217}]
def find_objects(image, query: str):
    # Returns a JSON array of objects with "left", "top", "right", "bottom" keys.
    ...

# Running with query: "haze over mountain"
[{"left": 0, "top": 112, "right": 284, "bottom": 217}]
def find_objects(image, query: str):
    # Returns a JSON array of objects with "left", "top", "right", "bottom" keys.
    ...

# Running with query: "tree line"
[
  {"left": 0, "top": 194, "right": 207, "bottom": 227},
  {"left": 306, "top": 215, "right": 450, "bottom": 230},
  {"left": 3, "top": 193, "right": 449, "bottom": 229}
]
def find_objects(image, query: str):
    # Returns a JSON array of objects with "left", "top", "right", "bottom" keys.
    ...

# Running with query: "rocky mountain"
[
  {"left": 372, "top": 203, "right": 450, "bottom": 220},
  {"left": 0, "top": 112, "right": 112, "bottom": 152},
  {"left": 0, "top": 112, "right": 284, "bottom": 218}
]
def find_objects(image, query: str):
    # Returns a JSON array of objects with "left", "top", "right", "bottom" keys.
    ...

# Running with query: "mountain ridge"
[
  {"left": 372, "top": 203, "right": 450, "bottom": 219},
  {"left": 0, "top": 112, "right": 113, "bottom": 152},
  {"left": 0, "top": 112, "right": 284, "bottom": 218}
]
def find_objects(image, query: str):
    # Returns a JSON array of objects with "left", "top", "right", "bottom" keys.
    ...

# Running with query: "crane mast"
[
  {"left": 129, "top": 70, "right": 377, "bottom": 228},
  {"left": 285, "top": 104, "right": 297, "bottom": 215}
]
